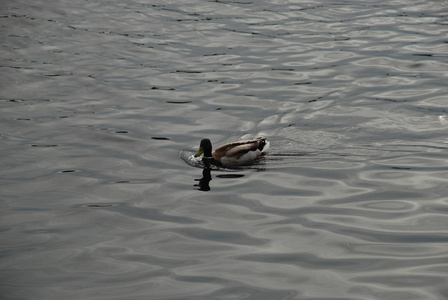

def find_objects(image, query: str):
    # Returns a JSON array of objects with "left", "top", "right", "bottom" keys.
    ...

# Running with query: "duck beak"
[{"left": 195, "top": 147, "right": 204, "bottom": 157}]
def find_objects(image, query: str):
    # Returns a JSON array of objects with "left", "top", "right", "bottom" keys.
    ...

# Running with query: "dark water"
[{"left": 1, "top": 0, "right": 448, "bottom": 299}]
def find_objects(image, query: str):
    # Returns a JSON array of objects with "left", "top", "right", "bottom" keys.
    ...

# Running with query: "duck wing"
[{"left": 213, "top": 138, "right": 267, "bottom": 160}]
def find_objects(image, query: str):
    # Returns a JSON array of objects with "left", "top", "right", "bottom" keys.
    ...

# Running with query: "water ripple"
[{"left": 2, "top": 0, "right": 448, "bottom": 299}]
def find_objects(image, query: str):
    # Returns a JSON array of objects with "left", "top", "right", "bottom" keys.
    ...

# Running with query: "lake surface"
[{"left": 1, "top": 0, "right": 448, "bottom": 299}]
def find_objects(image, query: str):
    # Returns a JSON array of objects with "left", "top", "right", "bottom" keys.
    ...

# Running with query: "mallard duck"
[{"left": 195, "top": 137, "right": 270, "bottom": 167}]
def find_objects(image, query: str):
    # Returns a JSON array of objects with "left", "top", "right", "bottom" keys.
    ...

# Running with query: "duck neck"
[
  {"left": 203, "top": 145, "right": 213, "bottom": 158},
  {"left": 203, "top": 150, "right": 213, "bottom": 158}
]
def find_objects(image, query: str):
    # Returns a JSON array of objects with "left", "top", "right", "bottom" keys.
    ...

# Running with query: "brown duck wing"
[{"left": 213, "top": 140, "right": 259, "bottom": 160}]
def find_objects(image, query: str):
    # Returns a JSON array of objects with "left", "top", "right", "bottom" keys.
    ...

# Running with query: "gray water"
[{"left": 1, "top": 0, "right": 448, "bottom": 299}]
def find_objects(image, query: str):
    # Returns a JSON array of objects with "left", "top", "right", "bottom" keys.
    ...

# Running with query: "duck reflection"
[
  {"left": 194, "top": 167, "right": 212, "bottom": 191},
  {"left": 194, "top": 164, "right": 247, "bottom": 191}
]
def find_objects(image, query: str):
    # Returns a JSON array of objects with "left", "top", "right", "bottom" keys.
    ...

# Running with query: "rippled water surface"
[{"left": 1, "top": 0, "right": 448, "bottom": 299}]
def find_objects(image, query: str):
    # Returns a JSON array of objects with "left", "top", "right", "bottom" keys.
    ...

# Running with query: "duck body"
[{"left": 195, "top": 137, "right": 269, "bottom": 167}]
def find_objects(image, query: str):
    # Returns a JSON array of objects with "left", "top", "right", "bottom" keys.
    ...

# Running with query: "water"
[{"left": 1, "top": 0, "right": 448, "bottom": 299}]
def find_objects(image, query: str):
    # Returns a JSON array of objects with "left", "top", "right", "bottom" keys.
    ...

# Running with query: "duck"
[{"left": 195, "top": 137, "right": 270, "bottom": 167}]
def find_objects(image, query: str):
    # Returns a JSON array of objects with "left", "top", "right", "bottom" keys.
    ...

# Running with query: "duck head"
[{"left": 195, "top": 139, "right": 213, "bottom": 157}]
